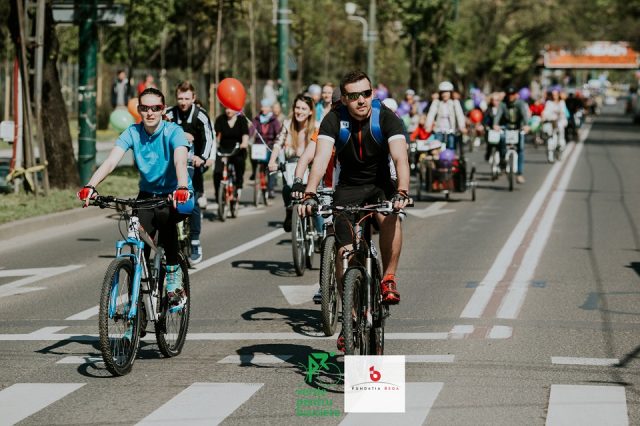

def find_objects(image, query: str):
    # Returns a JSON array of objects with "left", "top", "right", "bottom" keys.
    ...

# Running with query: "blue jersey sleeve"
[{"left": 115, "top": 124, "right": 136, "bottom": 151}]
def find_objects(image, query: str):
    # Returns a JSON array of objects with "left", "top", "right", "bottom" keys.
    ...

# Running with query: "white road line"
[
  {"left": 551, "top": 357, "right": 619, "bottom": 366},
  {"left": 136, "top": 383, "right": 263, "bottom": 426},
  {"left": 65, "top": 229, "right": 285, "bottom": 320},
  {"left": 459, "top": 148, "right": 569, "bottom": 318},
  {"left": 0, "top": 383, "right": 85, "bottom": 425},
  {"left": 546, "top": 384, "right": 628, "bottom": 426},
  {"left": 0, "top": 328, "right": 472, "bottom": 342},
  {"left": 191, "top": 228, "right": 285, "bottom": 274},
  {"left": 340, "top": 382, "right": 444, "bottom": 426},
  {"left": 405, "top": 355, "right": 455, "bottom": 363},
  {"left": 487, "top": 325, "right": 513, "bottom": 339},
  {"left": 56, "top": 356, "right": 103, "bottom": 364},
  {"left": 405, "top": 202, "right": 455, "bottom": 219},
  {"left": 279, "top": 283, "right": 318, "bottom": 305},
  {"left": 217, "top": 354, "right": 292, "bottom": 364},
  {"left": 0, "top": 265, "right": 84, "bottom": 298},
  {"left": 497, "top": 142, "right": 585, "bottom": 319}
]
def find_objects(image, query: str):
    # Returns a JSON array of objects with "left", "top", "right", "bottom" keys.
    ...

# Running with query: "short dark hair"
[
  {"left": 176, "top": 81, "right": 196, "bottom": 95},
  {"left": 138, "top": 87, "right": 165, "bottom": 105},
  {"left": 339, "top": 70, "right": 371, "bottom": 95}
]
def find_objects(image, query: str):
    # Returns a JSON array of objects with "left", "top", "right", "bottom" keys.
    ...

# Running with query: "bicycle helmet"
[
  {"left": 308, "top": 84, "right": 322, "bottom": 96},
  {"left": 382, "top": 98, "right": 398, "bottom": 112},
  {"left": 438, "top": 81, "right": 454, "bottom": 92}
]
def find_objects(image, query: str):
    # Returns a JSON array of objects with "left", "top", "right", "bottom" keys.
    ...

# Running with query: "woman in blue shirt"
[{"left": 78, "top": 88, "right": 192, "bottom": 311}]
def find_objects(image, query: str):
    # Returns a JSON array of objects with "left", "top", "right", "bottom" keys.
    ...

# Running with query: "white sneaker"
[
  {"left": 197, "top": 195, "right": 208, "bottom": 210},
  {"left": 190, "top": 241, "right": 202, "bottom": 265}
]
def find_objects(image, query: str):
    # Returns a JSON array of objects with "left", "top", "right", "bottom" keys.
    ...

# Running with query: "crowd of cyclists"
[{"left": 77, "top": 70, "right": 589, "bottom": 353}]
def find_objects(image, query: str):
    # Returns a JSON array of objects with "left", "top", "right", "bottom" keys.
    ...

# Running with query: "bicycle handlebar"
[
  {"left": 217, "top": 143, "right": 241, "bottom": 158},
  {"left": 313, "top": 201, "right": 414, "bottom": 216},
  {"left": 90, "top": 195, "right": 169, "bottom": 210}
]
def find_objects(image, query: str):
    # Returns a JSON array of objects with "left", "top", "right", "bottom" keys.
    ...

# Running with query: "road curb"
[{"left": 0, "top": 206, "right": 107, "bottom": 241}]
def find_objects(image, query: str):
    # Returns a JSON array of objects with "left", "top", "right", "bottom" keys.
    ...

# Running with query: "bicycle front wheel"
[
  {"left": 291, "top": 213, "right": 306, "bottom": 276},
  {"left": 217, "top": 183, "right": 227, "bottom": 222},
  {"left": 342, "top": 268, "right": 368, "bottom": 355},
  {"left": 99, "top": 257, "right": 141, "bottom": 376},
  {"left": 155, "top": 256, "right": 191, "bottom": 357},
  {"left": 320, "top": 235, "right": 339, "bottom": 336},
  {"left": 508, "top": 153, "right": 515, "bottom": 192}
]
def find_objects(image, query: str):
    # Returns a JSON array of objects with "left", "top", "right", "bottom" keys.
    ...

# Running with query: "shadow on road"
[
  {"left": 232, "top": 259, "right": 298, "bottom": 277},
  {"left": 241, "top": 306, "right": 322, "bottom": 336}
]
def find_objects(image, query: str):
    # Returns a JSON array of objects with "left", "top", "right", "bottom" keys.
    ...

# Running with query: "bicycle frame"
[{"left": 113, "top": 213, "right": 162, "bottom": 322}]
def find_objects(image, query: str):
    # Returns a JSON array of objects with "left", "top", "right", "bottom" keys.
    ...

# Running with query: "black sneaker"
[{"left": 312, "top": 288, "right": 322, "bottom": 304}]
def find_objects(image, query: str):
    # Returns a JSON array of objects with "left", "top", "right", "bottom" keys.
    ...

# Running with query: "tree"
[{"left": 9, "top": 0, "right": 79, "bottom": 189}]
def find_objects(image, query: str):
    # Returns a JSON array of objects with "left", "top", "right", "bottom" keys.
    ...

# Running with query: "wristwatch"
[{"left": 293, "top": 177, "right": 303, "bottom": 184}]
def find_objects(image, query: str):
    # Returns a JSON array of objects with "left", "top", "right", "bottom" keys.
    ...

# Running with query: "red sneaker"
[
  {"left": 381, "top": 274, "right": 400, "bottom": 305},
  {"left": 336, "top": 332, "right": 345, "bottom": 353}
]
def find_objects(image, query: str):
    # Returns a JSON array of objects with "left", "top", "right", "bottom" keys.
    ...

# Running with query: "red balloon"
[
  {"left": 217, "top": 78, "right": 246, "bottom": 111},
  {"left": 469, "top": 108, "right": 483, "bottom": 124}
]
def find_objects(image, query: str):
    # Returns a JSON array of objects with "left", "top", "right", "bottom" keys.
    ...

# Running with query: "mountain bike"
[
  {"left": 315, "top": 188, "right": 338, "bottom": 336},
  {"left": 90, "top": 195, "right": 190, "bottom": 376},
  {"left": 251, "top": 143, "right": 270, "bottom": 207},
  {"left": 542, "top": 121, "right": 563, "bottom": 163},
  {"left": 503, "top": 129, "right": 523, "bottom": 192},
  {"left": 217, "top": 143, "right": 241, "bottom": 222},
  {"left": 316, "top": 201, "right": 410, "bottom": 355}
]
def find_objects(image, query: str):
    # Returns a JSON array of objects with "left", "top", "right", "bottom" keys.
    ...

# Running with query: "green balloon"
[
  {"left": 464, "top": 99, "right": 474, "bottom": 111},
  {"left": 529, "top": 115, "right": 541, "bottom": 132},
  {"left": 109, "top": 109, "right": 134, "bottom": 132}
]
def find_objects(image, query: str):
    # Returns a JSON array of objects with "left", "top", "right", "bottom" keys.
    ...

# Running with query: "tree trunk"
[
  {"left": 9, "top": 0, "right": 78, "bottom": 188},
  {"left": 247, "top": 0, "right": 257, "bottom": 119}
]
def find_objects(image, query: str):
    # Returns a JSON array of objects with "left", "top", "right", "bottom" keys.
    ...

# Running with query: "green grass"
[{"left": 0, "top": 166, "right": 139, "bottom": 225}]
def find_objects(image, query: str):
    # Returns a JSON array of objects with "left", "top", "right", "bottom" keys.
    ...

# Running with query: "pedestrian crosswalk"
[{"left": 0, "top": 380, "right": 628, "bottom": 425}]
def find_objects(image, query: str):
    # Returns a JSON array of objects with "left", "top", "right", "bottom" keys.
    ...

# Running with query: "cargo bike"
[{"left": 414, "top": 135, "right": 476, "bottom": 202}]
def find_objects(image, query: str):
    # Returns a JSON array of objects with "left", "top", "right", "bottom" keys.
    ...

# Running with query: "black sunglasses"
[
  {"left": 344, "top": 89, "right": 373, "bottom": 101},
  {"left": 138, "top": 104, "right": 164, "bottom": 113}
]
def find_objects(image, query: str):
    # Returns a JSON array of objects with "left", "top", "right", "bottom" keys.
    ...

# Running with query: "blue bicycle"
[{"left": 91, "top": 195, "right": 191, "bottom": 376}]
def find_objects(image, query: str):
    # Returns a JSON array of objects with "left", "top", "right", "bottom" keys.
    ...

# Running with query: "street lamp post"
[{"left": 345, "top": 1, "right": 377, "bottom": 84}]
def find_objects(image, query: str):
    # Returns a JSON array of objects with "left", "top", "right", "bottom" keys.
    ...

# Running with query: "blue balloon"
[{"left": 518, "top": 87, "right": 531, "bottom": 101}]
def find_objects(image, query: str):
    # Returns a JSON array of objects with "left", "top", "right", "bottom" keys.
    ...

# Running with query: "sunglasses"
[
  {"left": 343, "top": 89, "right": 373, "bottom": 101},
  {"left": 138, "top": 104, "right": 164, "bottom": 113}
]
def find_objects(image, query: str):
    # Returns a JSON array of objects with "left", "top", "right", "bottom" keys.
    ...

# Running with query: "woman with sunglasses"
[
  {"left": 268, "top": 94, "right": 316, "bottom": 232},
  {"left": 77, "top": 87, "right": 193, "bottom": 311}
]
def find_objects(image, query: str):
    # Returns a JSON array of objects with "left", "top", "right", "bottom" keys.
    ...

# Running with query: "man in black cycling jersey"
[
  {"left": 166, "top": 81, "right": 215, "bottom": 264},
  {"left": 301, "top": 70, "right": 411, "bottom": 315}
]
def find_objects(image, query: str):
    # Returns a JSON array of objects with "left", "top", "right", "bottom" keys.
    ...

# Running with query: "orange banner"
[{"left": 544, "top": 42, "right": 639, "bottom": 69}]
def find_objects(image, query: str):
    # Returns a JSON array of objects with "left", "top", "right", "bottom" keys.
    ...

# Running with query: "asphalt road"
[{"left": 0, "top": 103, "right": 638, "bottom": 425}]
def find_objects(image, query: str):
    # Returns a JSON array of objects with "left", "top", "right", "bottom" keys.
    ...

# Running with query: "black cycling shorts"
[{"left": 332, "top": 181, "right": 396, "bottom": 247}]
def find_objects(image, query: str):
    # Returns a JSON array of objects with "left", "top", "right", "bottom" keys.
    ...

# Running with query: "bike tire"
[
  {"left": 229, "top": 187, "right": 238, "bottom": 218},
  {"left": 217, "top": 183, "right": 227, "bottom": 222},
  {"left": 155, "top": 255, "right": 191, "bottom": 357},
  {"left": 416, "top": 166, "right": 424, "bottom": 202},
  {"left": 470, "top": 166, "right": 477, "bottom": 202},
  {"left": 320, "top": 235, "right": 339, "bottom": 336},
  {"left": 291, "top": 213, "right": 306, "bottom": 276},
  {"left": 99, "top": 257, "right": 141, "bottom": 376},
  {"left": 305, "top": 216, "right": 315, "bottom": 269},
  {"left": 342, "top": 268, "right": 368, "bottom": 355},
  {"left": 508, "top": 154, "right": 514, "bottom": 192}
]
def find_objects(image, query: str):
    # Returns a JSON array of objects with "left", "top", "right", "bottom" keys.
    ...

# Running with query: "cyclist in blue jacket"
[{"left": 78, "top": 87, "right": 192, "bottom": 311}]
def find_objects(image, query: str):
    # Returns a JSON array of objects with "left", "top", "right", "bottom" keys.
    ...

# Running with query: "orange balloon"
[
  {"left": 469, "top": 108, "right": 483, "bottom": 124},
  {"left": 217, "top": 78, "right": 246, "bottom": 111},
  {"left": 128, "top": 98, "right": 142, "bottom": 123}
]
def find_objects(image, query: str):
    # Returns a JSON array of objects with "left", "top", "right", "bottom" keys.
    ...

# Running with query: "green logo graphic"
[{"left": 294, "top": 352, "right": 343, "bottom": 417}]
